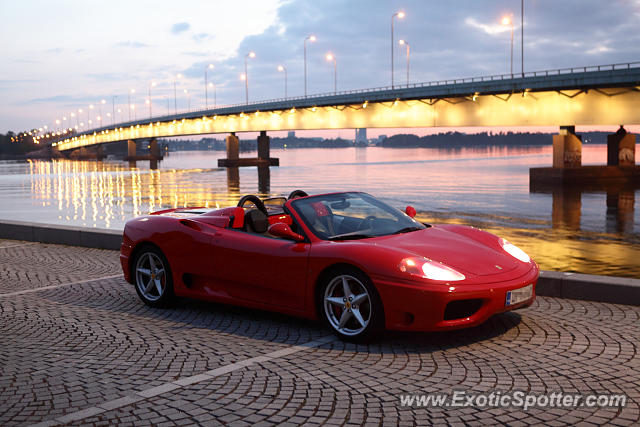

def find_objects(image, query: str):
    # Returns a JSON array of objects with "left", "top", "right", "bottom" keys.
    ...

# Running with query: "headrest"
[
  {"left": 245, "top": 209, "right": 269, "bottom": 233},
  {"left": 311, "top": 202, "right": 331, "bottom": 217}
]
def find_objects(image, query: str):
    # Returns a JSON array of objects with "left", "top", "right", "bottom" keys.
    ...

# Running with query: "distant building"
[
  {"left": 355, "top": 128, "right": 367, "bottom": 144},
  {"left": 287, "top": 131, "right": 296, "bottom": 139}
]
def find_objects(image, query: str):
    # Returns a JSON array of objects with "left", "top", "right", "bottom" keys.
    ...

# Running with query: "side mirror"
[
  {"left": 268, "top": 222, "right": 305, "bottom": 242},
  {"left": 405, "top": 205, "right": 416, "bottom": 218}
]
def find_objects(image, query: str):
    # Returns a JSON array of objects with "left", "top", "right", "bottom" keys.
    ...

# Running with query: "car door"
[{"left": 210, "top": 229, "right": 310, "bottom": 309}]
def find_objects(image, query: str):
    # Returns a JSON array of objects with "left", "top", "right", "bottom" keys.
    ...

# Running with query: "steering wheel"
[
  {"left": 288, "top": 190, "right": 309, "bottom": 200},
  {"left": 357, "top": 215, "right": 377, "bottom": 231},
  {"left": 237, "top": 195, "right": 268, "bottom": 216}
]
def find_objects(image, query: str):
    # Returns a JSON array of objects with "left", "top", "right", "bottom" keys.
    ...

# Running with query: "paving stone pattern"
[{"left": 0, "top": 239, "right": 638, "bottom": 426}]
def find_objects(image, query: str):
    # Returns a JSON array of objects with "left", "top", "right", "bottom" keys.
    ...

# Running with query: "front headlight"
[
  {"left": 500, "top": 238, "right": 531, "bottom": 263},
  {"left": 399, "top": 257, "right": 466, "bottom": 282}
]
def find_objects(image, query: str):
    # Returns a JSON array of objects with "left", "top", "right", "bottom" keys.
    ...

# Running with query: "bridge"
[{"left": 47, "top": 62, "right": 640, "bottom": 182}]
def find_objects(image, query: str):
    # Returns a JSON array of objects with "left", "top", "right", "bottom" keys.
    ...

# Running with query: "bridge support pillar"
[
  {"left": 607, "top": 126, "right": 636, "bottom": 166},
  {"left": 553, "top": 126, "right": 582, "bottom": 168},
  {"left": 218, "top": 131, "right": 279, "bottom": 168},
  {"left": 226, "top": 133, "right": 239, "bottom": 160},
  {"left": 257, "top": 131, "right": 270, "bottom": 159},
  {"left": 126, "top": 139, "right": 163, "bottom": 169}
]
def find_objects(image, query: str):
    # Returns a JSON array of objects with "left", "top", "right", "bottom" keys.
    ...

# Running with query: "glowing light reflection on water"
[{"left": 0, "top": 145, "right": 638, "bottom": 278}]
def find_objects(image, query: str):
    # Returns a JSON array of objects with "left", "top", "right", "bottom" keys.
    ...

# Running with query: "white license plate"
[{"left": 505, "top": 284, "right": 533, "bottom": 306}]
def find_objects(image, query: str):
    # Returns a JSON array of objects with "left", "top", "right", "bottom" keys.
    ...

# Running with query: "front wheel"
[
  {"left": 133, "top": 246, "right": 174, "bottom": 307},
  {"left": 319, "top": 268, "right": 384, "bottom": 341}
]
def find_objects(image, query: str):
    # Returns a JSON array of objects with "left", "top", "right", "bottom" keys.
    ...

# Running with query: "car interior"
[{"left": 229, "top": 190, "right": 309, "bottom": 239}]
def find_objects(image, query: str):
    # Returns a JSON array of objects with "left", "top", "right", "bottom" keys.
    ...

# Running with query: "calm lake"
[{"left": 1, "top": 145, "right": 639, "bottom": 278}]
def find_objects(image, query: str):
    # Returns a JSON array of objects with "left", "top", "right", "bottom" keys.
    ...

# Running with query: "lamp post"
[
  {"left": 208, "top": 83, "right": 216, "bottom": 109},
  {"left": 112, "top": 96, "right": 116, "bottom": 125},
  {"left": 391, "top": 11, "right": 405, "bottom": 89},
  {"left": 521, "top": 0, "right": 524, "bottom": 77},
  {"left": 148, "top": 82, "right": 156, "bottom": 118},
  {"left": 99, "top": 99, "right": 106, "bottom": 126},
  {"left": 183, "top": 89, "right": 191, "bottom": 111},
  {"left": 501, "top": 15, "right": 514, "bottom": 76},
  {"left": 205, "top": 64, "right": 214, "bottom": 110},
  {"left": 88, "top": 104, "right": 94, "bottom": 126},
  {"left": 278, "top": 65, "right": 288, "bottom": 99},
  {"left": 173, "top": 73, "right": 182, "bottom": 114},
  {"left": 398, "top": 39, "right": 410, "bottom": 86},
  {"left": 244, "top": 51, "right": 255, "bottom": 105},
  {"left": 326, "top": 53, "right": 337, "bottom": 95},
  {"left": 303, "top": 35, "right": 316, "bottom": 97},
  {"left": 127, "top": 89, "right": 135, "bottom": 121}
]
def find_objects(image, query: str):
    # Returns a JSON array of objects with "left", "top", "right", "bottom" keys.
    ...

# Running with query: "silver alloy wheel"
[
  {"left": 135, "top": 252, "right": 166, "bottom": 302},
  {"left": 324, "top": 274, "right": 372, "bottom": 336}
]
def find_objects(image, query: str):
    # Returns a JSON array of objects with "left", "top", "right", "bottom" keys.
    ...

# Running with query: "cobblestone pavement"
[{"left": 0, "top": 239, "right": 638, "bottom": 426}]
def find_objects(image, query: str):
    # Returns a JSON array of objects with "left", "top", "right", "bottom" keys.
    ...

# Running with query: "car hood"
[{"left": 373, "top": 226, "right": 519, "bottom": 276}]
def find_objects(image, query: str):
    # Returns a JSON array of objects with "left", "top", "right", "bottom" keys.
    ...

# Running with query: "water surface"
[{"left": 1, "top": 145, "right": 638, "bottom": 278}]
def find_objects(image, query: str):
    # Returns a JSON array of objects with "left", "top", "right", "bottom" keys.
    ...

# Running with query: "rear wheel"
[
  {"left": 133, "top": 246, "right": 174, "bottom": 307},
  {"left": 319, "top": 268, "right": 383, "bottom": 341}
]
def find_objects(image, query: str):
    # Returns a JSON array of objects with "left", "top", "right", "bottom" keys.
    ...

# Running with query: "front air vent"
[{"left": 444, "top": 299, "right": 483, "bottom": 320}]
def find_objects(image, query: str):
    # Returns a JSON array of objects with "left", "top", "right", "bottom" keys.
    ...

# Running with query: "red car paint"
[{"left": 120, "top": 193, "right": 538, "bottom": 331}]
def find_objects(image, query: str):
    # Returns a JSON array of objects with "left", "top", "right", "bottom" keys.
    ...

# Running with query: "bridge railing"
[
  {"left": 66, "top": 60, "right": 640, "bottom": 140},
  {"left": 187, "top": 60, "right": 640, "bottom": 112}
]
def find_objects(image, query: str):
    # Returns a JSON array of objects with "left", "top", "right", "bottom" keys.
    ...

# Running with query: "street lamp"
[
  {"left": 304, "top": 35, "right": 316, "bottom": 97},
  {"left": 183, "top": 89, "right": 191, "bottom": 111},
  {"left": 173, "top": 73, "right": 182, "bottom": 114},
  {"left": 244, "top": 51, "right": 255, "bottom": 104},
  {"left": 88, "top": 104, "right": 94, "bottom": 126},
  {"left": 326, "top": 53, "right": 337, "bottom": 95},
  {"left": 205, "top": 64, "right": 214, "bottom": 110},
  {"left": 501, "top": 15, "right": 514, "bottom": 76},
  {"left": 521, "top": 0, "right": 524, "bottom": 77},
  {"left": 208, "top": 83, "right": 216, "bottom": 109},
  {"left": 148, "top": 81, "right": 156, "bottom": 118},
  {"left": 99, "top": 99, "right": 106, "bottom": 126},
  {"left": 127, "top": 89, "right": 135, "bottom": 121},
  {"left": 398, "top": 39, "right": 410, "bottom": 86},
  {"left": 391, "top": 11, "right": 405, "bottom": 89},
  {"left": 278, "top": 65, "right": 288, "bottom": 99},
  {"left": 112, "top": 96, "right": 117, "bottom": 125}
]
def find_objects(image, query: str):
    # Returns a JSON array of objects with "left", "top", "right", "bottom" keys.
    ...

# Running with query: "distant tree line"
[
  {"left": 0, "top": 132, "right": 40, "bottom": 157},
  {"left": 381, "top": 131, "right": 613, "bottom": 148}
]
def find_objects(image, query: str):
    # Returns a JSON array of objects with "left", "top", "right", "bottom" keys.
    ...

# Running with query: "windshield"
[{"left": 291, "top": 192, "right": 426, "bottom": 240}]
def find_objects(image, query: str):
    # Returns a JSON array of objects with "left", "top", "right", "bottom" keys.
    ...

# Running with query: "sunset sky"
[{"left": 2, "top": 0, "right": 639, "bottom": 136}]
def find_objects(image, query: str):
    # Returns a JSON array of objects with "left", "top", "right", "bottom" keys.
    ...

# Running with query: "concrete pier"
[
  {"left": 125, "top": 138, "right": 164, "bottom": 169},
  {"left": 531, "top": 125, "right": 640, "bottom": 187},
  {"left": 218, "top": 131, "right": 279, "bottom": 168}
]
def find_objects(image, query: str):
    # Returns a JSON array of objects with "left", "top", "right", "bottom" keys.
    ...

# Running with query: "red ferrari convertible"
[{"left": 120, "top": 191, "right": 538, "bottom": 340}]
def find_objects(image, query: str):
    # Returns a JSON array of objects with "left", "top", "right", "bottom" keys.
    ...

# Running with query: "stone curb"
[
  {"left": 1, "top": 220, "right": 639, "bottom": 306},
  {"left": 0, "top": 220, "right": 122, "bottom": 251}
]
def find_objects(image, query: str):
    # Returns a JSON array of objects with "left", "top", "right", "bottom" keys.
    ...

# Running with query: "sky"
[{"left": 1, "top": 0, "right": 640, "bottom": 135}]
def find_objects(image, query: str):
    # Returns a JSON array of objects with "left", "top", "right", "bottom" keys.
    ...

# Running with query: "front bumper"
[{"left": 373, "top": 265, "right": 539, "bottom": 331}]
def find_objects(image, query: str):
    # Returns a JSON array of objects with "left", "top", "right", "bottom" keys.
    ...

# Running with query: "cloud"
[
  {"left": 587, "top": 45, "right": 613, "bottom": 55},
  {"left": 114, "top": 41, "right": 150, "bottom": 48},
  {"left": 193, "top": 33, "right": 213, "bottom": 43},
  {"left": 465, "top": 17, "right": 510, "bottom": 36},
  {"left": 171, "top": 22, "right": 190, "bottom": 34}
]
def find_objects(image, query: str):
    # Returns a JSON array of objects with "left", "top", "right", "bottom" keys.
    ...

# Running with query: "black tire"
[
  {"left": 132, "top": 246, "right": 175, "bottom": 308},
  {"left": 317, "top": 267, "right": 384, "bottom": 342}
]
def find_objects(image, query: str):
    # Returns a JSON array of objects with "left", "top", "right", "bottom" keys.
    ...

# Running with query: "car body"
[{"left": 120, "top": 191, "right": 538, "bottom": 340}]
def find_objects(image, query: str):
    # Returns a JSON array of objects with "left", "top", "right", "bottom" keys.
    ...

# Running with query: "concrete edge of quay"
[
  {"left": 0, "top": 220, "right": 639, "bottom": 306},
  {"left": 0, "top": 219, "right": 122, "bottom": 251}
]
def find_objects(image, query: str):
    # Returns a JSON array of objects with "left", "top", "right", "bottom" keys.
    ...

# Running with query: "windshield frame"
[{"left": 289, "top": 192, "right": 426, "bottom": 241}]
